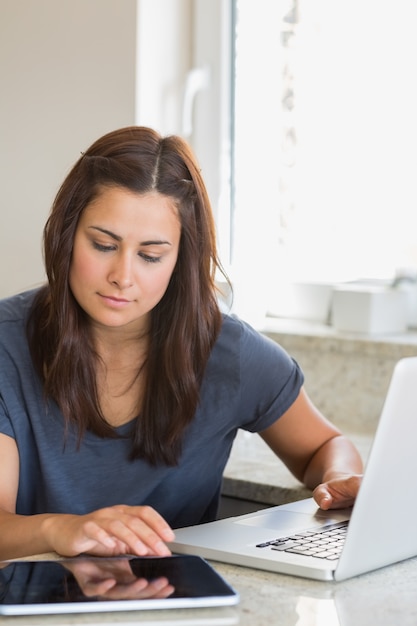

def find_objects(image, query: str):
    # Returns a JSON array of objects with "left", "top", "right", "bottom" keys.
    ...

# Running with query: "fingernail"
[
  {"left": 162, "top": 528, "right": 175, "bottom": 541},
  {"left": 155, "top": 541, "right": 171, "bottom": 556}
]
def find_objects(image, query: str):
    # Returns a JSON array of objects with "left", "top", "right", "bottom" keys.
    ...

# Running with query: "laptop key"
[
  {"left": 285, "top": 547, "right": 319, "bottom": 556},
  {"left": 313, "top": 551, "right": 336, "bottom": 559},
  {"left": 270, "top": 540, "right": 301, "bottom": 551}
]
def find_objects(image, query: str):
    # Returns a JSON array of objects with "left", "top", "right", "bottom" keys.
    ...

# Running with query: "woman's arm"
[
  {"left": 0, "top": 433, "right": 175, "bottom": 560},
  {"left": 259, "top": 387, "right": 363, "bottom": 509}
]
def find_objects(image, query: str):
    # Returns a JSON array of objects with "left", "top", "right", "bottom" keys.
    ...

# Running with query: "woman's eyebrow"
[
  {"left": 89, "top": 226, "right": 122, "bottom": 241},
  {"left": 140, "top": 239, "right": 172, "bottom": 246},
  {"left": 88, "top": 226, "right": 171, "bottom": 246}
]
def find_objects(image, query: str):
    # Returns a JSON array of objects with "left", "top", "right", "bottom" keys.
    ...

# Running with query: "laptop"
[
  {"left": 170, "top": 356, "right": 417, "bottom": 581},
  {"left": 0, "top": 554, "right": 239, "bottom": 616}
]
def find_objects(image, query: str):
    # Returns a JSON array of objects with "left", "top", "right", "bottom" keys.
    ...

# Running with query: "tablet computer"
[{"left": 0, "top": 554, "right": 239, "bottom": 616}]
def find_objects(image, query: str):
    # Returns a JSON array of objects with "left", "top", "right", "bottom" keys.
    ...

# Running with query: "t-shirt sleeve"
[{"left": 237, "top": 319, "right": 304, "bottom": 433}]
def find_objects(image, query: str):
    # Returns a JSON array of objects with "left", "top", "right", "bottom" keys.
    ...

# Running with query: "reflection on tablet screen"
[{"left": 0, "top": 555, "right": 239, "bottom": 615}]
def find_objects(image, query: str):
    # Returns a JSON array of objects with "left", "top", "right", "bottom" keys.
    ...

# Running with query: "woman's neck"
[{"left": 92, "top": 327, "right": 149, "bottom": 428}]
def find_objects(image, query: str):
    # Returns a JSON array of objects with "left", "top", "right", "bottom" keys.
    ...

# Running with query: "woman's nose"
[{"left": 108, "top": 254, "right": 134, "bottom": 289}]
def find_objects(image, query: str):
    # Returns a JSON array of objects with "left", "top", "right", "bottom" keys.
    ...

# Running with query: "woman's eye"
[
  {"left": 139, "top": 252, "right": 161, "bottom": 264},
  {"left": 92, "top": 241, "right": 116, "bottom": 252}
]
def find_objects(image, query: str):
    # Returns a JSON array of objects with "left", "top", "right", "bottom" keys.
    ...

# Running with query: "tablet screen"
[{"left": 0, "top": 555, "right": 239, "bottom": 615}]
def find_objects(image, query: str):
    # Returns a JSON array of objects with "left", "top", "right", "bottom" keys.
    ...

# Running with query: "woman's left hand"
[{"left": 312, "top": 474, "right": 363, "bottom": 510}]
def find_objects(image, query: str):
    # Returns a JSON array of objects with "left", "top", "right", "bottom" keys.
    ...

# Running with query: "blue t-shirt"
[{"left": 0, "top": 289, "right": 304, "bottom": 527}]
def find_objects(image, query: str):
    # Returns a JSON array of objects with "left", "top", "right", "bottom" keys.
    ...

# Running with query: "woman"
[{"left": 0, "top": 126, "right": 363, "bottom": 561}]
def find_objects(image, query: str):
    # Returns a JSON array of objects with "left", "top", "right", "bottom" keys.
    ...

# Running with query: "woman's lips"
[{"left": 99, "top": 294, "right": 131, "bottom": 307}]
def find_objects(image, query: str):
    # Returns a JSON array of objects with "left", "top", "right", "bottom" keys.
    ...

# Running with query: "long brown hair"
[{"left": 27, "top": 126, "right": 228, "bottom": 465}]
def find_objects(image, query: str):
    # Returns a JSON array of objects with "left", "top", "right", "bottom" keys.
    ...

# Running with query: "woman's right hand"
[
  {"left": 0, "top": 435, "right": 175, "bottom": 560},
  {"left": 41, "top": 504, "right": 176, "bottom": 558}
]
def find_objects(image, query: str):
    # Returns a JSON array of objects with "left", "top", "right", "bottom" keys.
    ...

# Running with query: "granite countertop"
[
  {"left": 262, "top": 315, "right": 417, "bottom": 349},
  {"left": 214, "top": 556, "right": 417, "bottom": 626}
]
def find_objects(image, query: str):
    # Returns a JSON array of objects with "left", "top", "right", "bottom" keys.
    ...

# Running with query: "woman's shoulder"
[
  {"left": 0, "top": 288, "right": 41, "bottom": 324},
  {"left": 215, "top": 313, "right": 248, "bottom": 348},
  {"left": 205, "top": 313, "right": 304, "bottom": 429},
  {"left": 216, "top": 312, "right": 287, "bottom": 360},
  {"left": 0, "top": 290, "right": 42, "bottom": 388}
]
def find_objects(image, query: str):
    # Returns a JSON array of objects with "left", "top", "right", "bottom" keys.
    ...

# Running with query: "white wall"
[
  {"left": 0, "top": 0, "right": 137, "bottom": 297},
  {"left": 136, "top": 0, "right": 191, "bottom": 135}
]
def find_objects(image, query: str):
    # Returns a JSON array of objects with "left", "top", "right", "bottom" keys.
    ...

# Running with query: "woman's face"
[{"left": 69, "top": 186, "right": 181, "bottom": 335}]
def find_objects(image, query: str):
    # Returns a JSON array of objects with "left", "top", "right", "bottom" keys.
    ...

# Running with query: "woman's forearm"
[
  {"left": 0, "top": 509, "right": 58, "bottom": 560},
  {"left": 302, "top": 434, "right": 363, "bottom": 490}
]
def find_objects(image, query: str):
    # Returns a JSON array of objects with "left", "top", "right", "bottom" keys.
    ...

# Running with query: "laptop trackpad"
[{"left": 235, "top": 510, "right": 328, "bottom": 533}]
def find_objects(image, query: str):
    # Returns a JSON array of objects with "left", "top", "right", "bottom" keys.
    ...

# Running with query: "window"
[{"left": 229, "top": 0, "right": 417, "bottom": 321}]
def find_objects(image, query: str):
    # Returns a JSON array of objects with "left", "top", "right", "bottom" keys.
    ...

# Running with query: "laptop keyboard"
[{"left": 255, "top": 520, "right": 349, "bottom": 561}]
